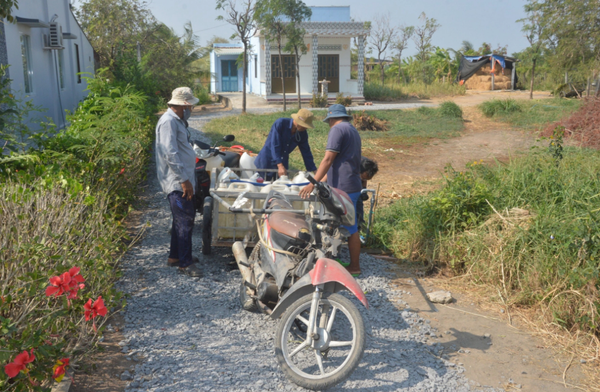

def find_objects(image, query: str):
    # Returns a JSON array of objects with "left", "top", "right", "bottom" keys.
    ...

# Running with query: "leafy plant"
[
  {"left": 335, "top": 93, "right": 352, "bottom": 107},
  {"left": 438, "top": 101, "right": 463, "bottom": 118},
  {"left": 479, "top": 98, "right": 524, "bottom": 117},
  {"left": 309, "top": 93, "right": 328, "bottom": 108}
]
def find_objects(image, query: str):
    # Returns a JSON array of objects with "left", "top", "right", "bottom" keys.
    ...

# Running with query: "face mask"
[{"left": 183, "top": 108, "right": 191, "bottom": 121}]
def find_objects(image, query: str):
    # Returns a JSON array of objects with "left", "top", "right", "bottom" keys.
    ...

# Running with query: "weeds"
[
  {"left": 479, "top": 98, "right": 523, "bottom": 117},
  {"left": 438, "top": 101, "right": 463, "bottom": 118},
  {"left": 371, "top": 147, "right": 600, "bottom": 340}
]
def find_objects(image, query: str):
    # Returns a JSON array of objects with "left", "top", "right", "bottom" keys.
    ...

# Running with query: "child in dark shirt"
[{"left": 357, "top": 157, "right": 379, "bottom": 228}]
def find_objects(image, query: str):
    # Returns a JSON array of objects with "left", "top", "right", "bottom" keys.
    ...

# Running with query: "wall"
[{"left": 5, "top": 0, "right": 94, "bottom": 130}]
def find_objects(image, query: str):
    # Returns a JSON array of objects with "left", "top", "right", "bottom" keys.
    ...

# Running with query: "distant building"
[
  {"left": 1, "top": 0, "right": 95, "bottom": 130},
  {"left": 210, "top": 6, "right": 370, "bottom": 103}
]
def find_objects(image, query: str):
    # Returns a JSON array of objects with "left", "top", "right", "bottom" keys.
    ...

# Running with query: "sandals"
[
  {"left": 335, "top": 258, "right": 350, "bottom": 268},
  {"left": 167, "top": 256, "right": 199, "bottom": 267},
  {"left": 178, "top": 263, "right": 203, "bottom": 277}
]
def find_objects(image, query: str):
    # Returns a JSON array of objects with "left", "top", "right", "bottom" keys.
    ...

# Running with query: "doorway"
[{"left": 221, "top": 60, "right": 238, "bottom": 92}]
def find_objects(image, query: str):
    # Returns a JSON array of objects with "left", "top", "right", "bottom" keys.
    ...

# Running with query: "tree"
[
  {"left": 412, "top": 12, "right": 440, "bottom": 83},
  {"left": 140, "top": 22, "right": 202, "bottom": 97},
  {"left": 216, "top": 0, "right": 258, "bottom": 113},
  {"left": 76, "top": 0, "right": 155, "bottom": 68},
  {"left": 393, "top": 25, "right": 414, "bottom": 82},
  {"left": 255, "top": 0, "right": 289, "bottom": 110},
  {"left": 369, "top": 14, "right": 397, "bottom": 84},
  {"left": 0, "top": 0, "right": 18, "bottom": 22},
  {"left": 519, "top": 1, "right": 546, "bottom": 99},
  {"left": 282, "top": 0, "right": 311, "bottom": 108},
  {"left": 536, "top": 0, "right": 600, "bottom": 96}
]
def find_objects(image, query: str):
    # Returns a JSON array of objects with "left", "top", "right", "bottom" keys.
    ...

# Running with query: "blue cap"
[{"left": 322, "top": 104, "right": 353, "bottom": 122}]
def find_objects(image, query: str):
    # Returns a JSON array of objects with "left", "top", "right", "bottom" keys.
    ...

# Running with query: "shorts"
[{"left": 342, "top": 191, "right": 361, "bottom": 235}]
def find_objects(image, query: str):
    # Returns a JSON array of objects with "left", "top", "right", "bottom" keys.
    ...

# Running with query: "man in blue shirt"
[
  {"left": 299, "top": 104, "right": 363, "bottom": 276},
  {"left": 254, "top": 108, "right": 317, "bottom": 180}
]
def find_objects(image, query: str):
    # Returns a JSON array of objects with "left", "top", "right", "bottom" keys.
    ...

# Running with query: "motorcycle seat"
[{"left": 269, "top": 211, "right": 310, "bottom": 242}]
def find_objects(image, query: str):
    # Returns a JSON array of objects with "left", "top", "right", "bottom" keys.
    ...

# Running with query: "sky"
[{"left": 79, "top": 0, "right": 532, "bottom": 57}]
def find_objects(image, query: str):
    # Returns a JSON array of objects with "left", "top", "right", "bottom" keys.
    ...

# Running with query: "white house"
[
  {"left": 1, "top": 0, "right": 95, "bottom": 130},
  {"left": 210, "top": 6, "right": 370, "bottom": 103}
]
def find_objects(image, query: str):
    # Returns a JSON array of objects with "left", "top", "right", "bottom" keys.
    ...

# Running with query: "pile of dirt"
[
  {"left": 541, "top": 97, "right": 600, "bottom": 149},
  {"left": 352, "top": 111, "right": 389, "bottom": 131},
  {"left": 465, "top": 64, "right": 512, "bottom": 91}
]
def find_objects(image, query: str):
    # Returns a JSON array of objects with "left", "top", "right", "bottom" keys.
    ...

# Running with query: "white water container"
[
  {"left": 205, "top": 155, "right": 224, "bottom": 171},
  {"left": 239, "top": 152, "right": 257, "bottom": 179},
  {"left": 228, "top": 182, "right": 257, "bottom": 193},
  {"left": 218, "top": 167, "right": 239, "bottom": 183},
  {"left": 260, "top": 184, "right": 273, "bottom": 194},
  {"left": 292, "top": 171, "right": 308, "bottom": 184}
]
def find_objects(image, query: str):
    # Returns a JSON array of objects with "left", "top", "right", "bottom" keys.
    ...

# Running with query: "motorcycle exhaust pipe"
[{"left": 232, "top": 241, "right": 254, "bottom": 286}]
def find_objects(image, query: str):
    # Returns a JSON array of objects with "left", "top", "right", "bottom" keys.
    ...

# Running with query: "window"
[
  {"left": 58, "top": 50, "right": 65, "bottom": 89},
  {"left": 254, "top": 56, "right": 257, "bottom": 78},
  {"left": 20, "top": 35, "right": 33, "bottom": 93},
  {"left": 74, "top": 44, "right": 81, "bottom": 83}
]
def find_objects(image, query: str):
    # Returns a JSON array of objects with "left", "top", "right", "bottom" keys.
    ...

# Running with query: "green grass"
[
  {"left": 364, "top": 81, "right": 466, "bottom": 101},
  {"left": 479, "top": 98, "right": 583, "bottom": 131},
  {"left": 203, "top": 108, "right": 465, "bottom": 170},
  {"left": 370, "top": 147, "right": 600, "bottom": 337}
]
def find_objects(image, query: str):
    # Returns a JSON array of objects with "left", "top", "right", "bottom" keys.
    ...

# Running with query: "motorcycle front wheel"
[{"left": 275, "top": 292, "right": 365, "bottom": 390}]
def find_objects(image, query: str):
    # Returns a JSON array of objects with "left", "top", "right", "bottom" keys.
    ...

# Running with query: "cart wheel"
[{"left": 202, "top": 196, "right": 213, "bottom": 255}]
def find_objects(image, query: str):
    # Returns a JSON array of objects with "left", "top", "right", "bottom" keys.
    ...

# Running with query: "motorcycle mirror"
[{"left": 223, "top": 135, "right": 235, "bottom": 142}]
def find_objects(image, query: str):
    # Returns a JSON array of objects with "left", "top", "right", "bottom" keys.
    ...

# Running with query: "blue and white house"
[
  {"left": 210, "top": 6, "right": 370, "bottom": 103},
  {"left": 1, "top": 0, "right": 95, "bottom": 130}
]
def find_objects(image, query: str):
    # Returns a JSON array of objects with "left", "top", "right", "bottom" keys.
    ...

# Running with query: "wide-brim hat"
[
  {"left": 291, "top": 108, "right": 315, "bottom": 129},
  {"left": 167, "top": 87, "right": 199, "bottom": 106},
  {"left": 322, "top": 104, "right": 353, "bottom": 122}
]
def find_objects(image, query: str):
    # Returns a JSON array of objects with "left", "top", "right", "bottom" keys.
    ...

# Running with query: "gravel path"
[{"left": 116, "top": 110, "right": 504, "bottom": 392}]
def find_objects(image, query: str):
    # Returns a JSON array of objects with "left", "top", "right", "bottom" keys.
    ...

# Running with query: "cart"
[
  {"left": 200, "top": 167, "right": 378, "bottom": 255},
  {"left": 201, "top": 167, "right": 319, "bottom": 255}
]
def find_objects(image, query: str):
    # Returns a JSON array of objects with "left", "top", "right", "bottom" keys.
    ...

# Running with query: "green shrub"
[
  {"left": 438, "top": 101, "right": 463, "bottom": 118},
  {"left": 335, "top": 93, "right": 352, "bottom": 107},
  {"left": 0, "top": 68, "right": 154, "bottom": 390},
  {"left": 194, "top": 84, "right": 212, "bottom": 105},
  {"left": 363, "top": 83, "right": 407, "bottom": 101},
  {"left": 479, "top": 98, "right": 523, "bottom": 117},
  {"left": 309, "top": 93, "right": 328, "bottom": 108}
]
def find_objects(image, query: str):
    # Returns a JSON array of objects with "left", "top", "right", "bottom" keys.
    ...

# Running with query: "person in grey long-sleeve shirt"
[{"left": 155, "top": 87, "right": 202, "bottom": 277}]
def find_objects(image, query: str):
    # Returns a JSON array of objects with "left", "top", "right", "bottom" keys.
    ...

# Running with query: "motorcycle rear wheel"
[{"left": 275, "top": 293, "right": 365, "bottom": 390}]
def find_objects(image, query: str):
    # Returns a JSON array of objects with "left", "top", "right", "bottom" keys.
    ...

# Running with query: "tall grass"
[
  {"left": 371, "top": 147, "right": 600, "bottom": 339},
  {"left": 364, "top": 81, "right": 466, "bottom": 101},
  {"left": 479, "top": 98, "right": 582, "bottom": 131}
]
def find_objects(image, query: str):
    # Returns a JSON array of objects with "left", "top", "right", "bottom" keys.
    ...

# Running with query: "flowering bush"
[{"left": 0, "top": 68, "right": 154, "bottom": 390}]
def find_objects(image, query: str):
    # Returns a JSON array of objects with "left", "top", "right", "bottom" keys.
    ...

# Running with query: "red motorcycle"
[{"left": 232, "top": 175, "right": 368, "bottom": 390}]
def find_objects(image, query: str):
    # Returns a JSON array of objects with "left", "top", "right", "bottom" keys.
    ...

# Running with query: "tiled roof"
[
  {"left": 214, "top": 47, "right": 244, "bottom": 55},
  {"left": 257, "top": 22, "right": 369, "bottom": 37},
  {"left": 299, "top": 22, "right": 370, "bottom": 36}
]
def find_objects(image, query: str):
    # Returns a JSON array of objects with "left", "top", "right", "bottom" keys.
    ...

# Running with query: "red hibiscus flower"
[
  {"left": 46, "top": 267, "right": 85, "bottom": 301},
  {"left": 4, "top": 350, "right": 35, "bottom": 378},
  {"left": 84, "top": 296, "right": 108, "bottom": 331},
  {"left": 52, "top": 358, "right": 70, "bottom": 382}
]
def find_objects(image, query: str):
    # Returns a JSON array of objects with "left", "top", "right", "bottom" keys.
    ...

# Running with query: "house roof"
[
  {"left": 300, "top": 21, "right": 369, "bottom": 36},
  {"left": 213, "top": 43, "right": 244, "bottom": 56}
]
